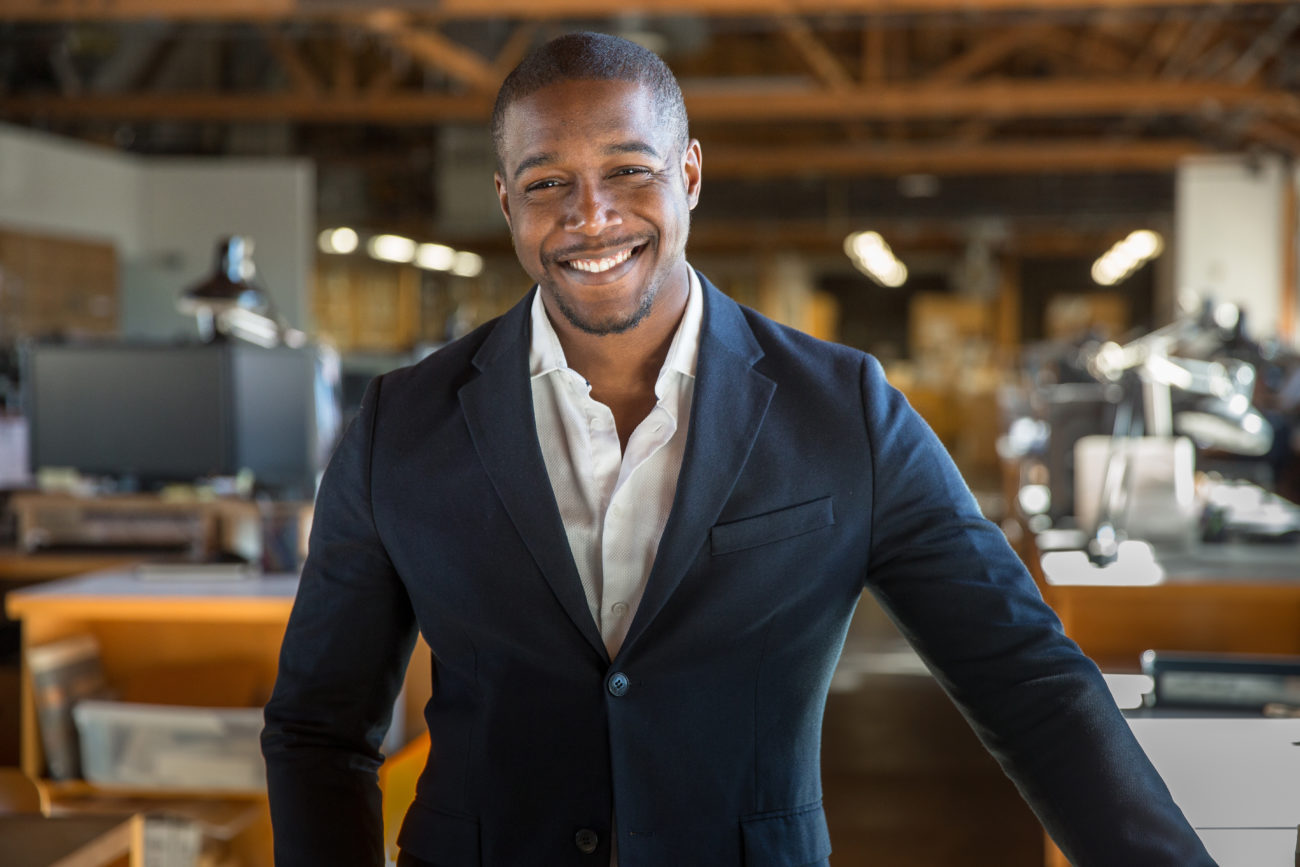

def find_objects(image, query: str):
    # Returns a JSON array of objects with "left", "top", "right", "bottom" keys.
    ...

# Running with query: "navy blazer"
[{"left": 262, "top": 275, "right": 1212, "bottom": 866}]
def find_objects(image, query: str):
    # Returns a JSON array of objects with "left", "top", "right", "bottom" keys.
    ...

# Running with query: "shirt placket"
[{"left": 599, "top": 400, "right": 677, "bottom": 654}]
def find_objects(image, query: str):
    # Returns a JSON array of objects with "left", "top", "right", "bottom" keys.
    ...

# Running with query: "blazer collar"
[
  {"left": 459, "top": 288, "right": 610, "bottom": 660},
  {"left": 619, "top": 273, "right": 774, "bottom": 654},
  {"left": 458, "top": 274, "right": 776, "bottom": 661}
]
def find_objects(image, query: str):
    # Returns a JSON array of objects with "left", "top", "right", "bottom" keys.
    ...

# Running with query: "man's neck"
[{"left": 548, "top": 263, "right": 691, "bottom": 449}]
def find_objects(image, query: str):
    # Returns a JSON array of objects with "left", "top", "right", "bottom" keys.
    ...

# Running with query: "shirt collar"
[{"left": 528, "top": 267, "right": 703, "bottom": 387}]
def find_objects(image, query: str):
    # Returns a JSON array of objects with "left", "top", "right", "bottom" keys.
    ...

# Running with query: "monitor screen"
[
  {"left": 24, "top": 341, "right": 336, "bottom": 495},
  {"left": 25, "top": 343, "right": 229, "bottom": 485}
]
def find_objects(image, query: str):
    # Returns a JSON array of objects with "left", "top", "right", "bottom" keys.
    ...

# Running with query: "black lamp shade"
[{"left": 177, "top": 235, "right": 269, "bottom": 314}]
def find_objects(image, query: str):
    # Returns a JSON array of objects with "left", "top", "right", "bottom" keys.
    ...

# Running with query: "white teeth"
[{"left": 565, "top": 246, "right": 635, "bottom": 273}]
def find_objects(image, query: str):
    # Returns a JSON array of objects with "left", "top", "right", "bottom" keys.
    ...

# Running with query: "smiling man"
[{"left": 262, "top": 33, "right": 1213, "bottom": 867}]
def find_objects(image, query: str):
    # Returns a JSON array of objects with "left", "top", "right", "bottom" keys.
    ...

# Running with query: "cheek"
[{"left": 509, "top": 215, "right": 547, "bottom": 258}]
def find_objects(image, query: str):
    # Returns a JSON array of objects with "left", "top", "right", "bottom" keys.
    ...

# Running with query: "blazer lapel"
[
  {"left": 620, "top": 275, "right": 776, "bottom": 655},
  {"left": 458, "top": 290, "right": 609, "bottom": 662}
]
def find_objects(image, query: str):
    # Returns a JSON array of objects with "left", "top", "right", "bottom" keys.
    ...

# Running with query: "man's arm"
[
  {"left": 857, "top": 355, "right": 1214, "bottom": 866},
  {"left": 262, "top": 376, "right": 418, "bottom": 867}
]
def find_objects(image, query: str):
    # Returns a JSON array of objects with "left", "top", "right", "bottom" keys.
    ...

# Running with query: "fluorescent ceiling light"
[
  {"left": 317, "top": 227, "right": 358, "bottom": 255},
  {"left": 367, "top": 234, "right": 416, "bottom": 263},
  {"left": 451, "top": 251, "right": 484, "bottom": 278},
  {"left": 416, "top": 243, "right": 456, "bottom": 271}
]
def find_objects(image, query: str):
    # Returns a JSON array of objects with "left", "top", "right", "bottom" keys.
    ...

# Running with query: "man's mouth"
[{"left": 558, "top": 244, "right": 643, "bottom": 274}]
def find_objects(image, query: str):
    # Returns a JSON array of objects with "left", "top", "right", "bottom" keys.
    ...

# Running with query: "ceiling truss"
[
  {"left": 0, "top": 0, "right": 1296, "bottom": 246},
  {"left": 2, "top": 3, "right": 1297, "bottom": 181}
]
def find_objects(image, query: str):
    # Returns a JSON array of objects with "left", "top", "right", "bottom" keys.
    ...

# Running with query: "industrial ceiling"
[{"left": 2, "top": 1, "right": 1298, "bottom": 252}]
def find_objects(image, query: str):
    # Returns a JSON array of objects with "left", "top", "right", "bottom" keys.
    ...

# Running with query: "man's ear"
[
  {"left": 494, "top": 173, "right": 513, "bottom": 230},
  {"left": 682, "top": 139, "right": 702, "bottom": 211}
]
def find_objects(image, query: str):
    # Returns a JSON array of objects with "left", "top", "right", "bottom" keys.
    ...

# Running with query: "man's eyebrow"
[
  {"left": 605, "top": 140, "right": 661, "bottom": 159},
  {"left": 511, "top": 152, "right": 555, "bottom": 181}
]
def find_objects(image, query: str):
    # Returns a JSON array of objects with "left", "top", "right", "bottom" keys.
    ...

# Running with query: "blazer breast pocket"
[{"left": 710, "top": 496, "right": 834, "bottom": 556}]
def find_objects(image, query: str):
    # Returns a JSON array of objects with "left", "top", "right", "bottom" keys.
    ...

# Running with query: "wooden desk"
[
  {"left": 1032, "top": 537, "right": 1300, "bottom": 671},
  {"left": 0, "top": 549, "right": 148, "bottom": 770},
  {"left": 0, "top": 813, "right": 144, "bottom": 867},
  {"left": 0, "top": 548, "right": 145, "bottom": 585},
  {"left": 5, "top": 571, "right": 297, "bottom": 867},
  {"left": 5, "top": 568, "right": 432, "bottom": 867}
]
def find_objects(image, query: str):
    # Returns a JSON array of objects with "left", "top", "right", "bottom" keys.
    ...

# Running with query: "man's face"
[{"left": 494, "top": 78, "right": 702, "bottom": 336}]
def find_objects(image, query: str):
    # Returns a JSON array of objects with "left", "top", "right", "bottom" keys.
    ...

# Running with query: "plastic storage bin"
[{"left": 72, "top": 700, "right": 266, "bottom": 791}]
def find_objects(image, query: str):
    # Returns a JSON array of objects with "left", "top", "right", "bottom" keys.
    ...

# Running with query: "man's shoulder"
[{"left": 700, "top": 281, "right": 872, "bottom": 381}]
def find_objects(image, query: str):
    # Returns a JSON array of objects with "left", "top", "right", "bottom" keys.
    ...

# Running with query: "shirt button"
[
  {"left": 575, "top": 828, "right": 599, "bottom": 854},
  {"left": 611, "top": 602, "right": 629, "bottom": 617},
  {"left": 607, "top": 671, "right": 630, "bottom": 697}
]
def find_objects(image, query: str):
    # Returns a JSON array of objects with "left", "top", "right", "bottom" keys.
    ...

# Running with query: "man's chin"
[{"left": 555, "top": 296, "right": 654, "bottom": 336}]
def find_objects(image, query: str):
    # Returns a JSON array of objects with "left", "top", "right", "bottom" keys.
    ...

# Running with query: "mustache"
[{"left": 543, "top": 236, "right": 651, "bottom": 266}]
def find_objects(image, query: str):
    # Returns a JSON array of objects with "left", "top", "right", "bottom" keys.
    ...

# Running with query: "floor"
[{"left": 819, "top": 595, "right": 1044, "bottom": 867}]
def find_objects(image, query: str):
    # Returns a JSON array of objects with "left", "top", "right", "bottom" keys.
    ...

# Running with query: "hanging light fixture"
[{"left": 177, "top": 236, "right": 272, "bottom": 342}]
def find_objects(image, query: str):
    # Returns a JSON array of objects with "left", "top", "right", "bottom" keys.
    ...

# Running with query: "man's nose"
[{"left": 564, "top": 182, "right": 622, "bottom": 235}]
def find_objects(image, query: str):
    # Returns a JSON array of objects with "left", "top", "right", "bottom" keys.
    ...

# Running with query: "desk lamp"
[
  {"left": 177, "top": 236, "right": 304, "bottom": 348},
  {"left": 1084, "top": 309, "right": 1274, "bottom": 566}
]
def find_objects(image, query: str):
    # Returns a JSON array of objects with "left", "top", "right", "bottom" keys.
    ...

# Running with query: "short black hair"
[{"left": 491, "top": 32, "right": 689, "bottom": 173}]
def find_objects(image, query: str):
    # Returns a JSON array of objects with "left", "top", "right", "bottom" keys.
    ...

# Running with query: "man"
[{"left": 262, "top": 32, "right": 1213, "bottom": 867}]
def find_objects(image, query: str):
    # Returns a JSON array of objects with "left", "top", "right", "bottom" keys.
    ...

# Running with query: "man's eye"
[
  {"left": 525, "top": 179, "right": 562, "bottom": 192},
  {"left": 612, "top": 167, "right": 652, "bottom": 178}
]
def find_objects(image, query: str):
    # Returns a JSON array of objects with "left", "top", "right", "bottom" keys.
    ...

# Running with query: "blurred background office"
[{"left": 1, "top": 3, "right": 1299, "bottom": 866}]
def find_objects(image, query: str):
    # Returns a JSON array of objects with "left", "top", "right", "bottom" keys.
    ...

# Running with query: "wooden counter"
[
  {"left": 5, "top": 568, "right": 431, "bottom": 867},
  {"left": 1032, "top": 538, "right": 1300, "bottom": 671},
  {"left": 0, "top": 548, "right": 144, "bottom": 585},
  {"left": 6, "top": 570, "right": 297, "bottom": 867}
]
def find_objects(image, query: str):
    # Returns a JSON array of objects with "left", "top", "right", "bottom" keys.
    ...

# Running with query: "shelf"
[
  {"left": 43, "top": 782, "right": 265, "bottom": 843},
  {"left": 43, "top": 779, "right": 265, "bottom": 802}
]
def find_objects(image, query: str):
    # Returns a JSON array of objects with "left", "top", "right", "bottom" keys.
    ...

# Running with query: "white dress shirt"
[{"left": 529, "top": 269, "right": 702, "bottom": 659}]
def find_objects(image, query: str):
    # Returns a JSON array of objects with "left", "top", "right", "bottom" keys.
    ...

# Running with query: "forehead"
[{"left": 498, "top": 78, "right": 668, "bottom": 175}]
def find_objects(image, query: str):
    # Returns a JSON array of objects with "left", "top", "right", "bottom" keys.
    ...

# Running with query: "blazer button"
[
  {"left": 607, "top": 672, "right": 630, "bottom": 697},
  {"left": 575, "top": 828, "right": 599, "bottom": 854}
]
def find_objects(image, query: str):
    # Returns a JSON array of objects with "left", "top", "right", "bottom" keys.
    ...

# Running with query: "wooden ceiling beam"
[
  {"left": 1159, "top": 8, "right": 1227, "bottom": 80},
  {"left": 681, "top": 79, "right": 1300, "bottom": 121},
  {"left": 683, "top": 80, "right": 1300, "bottom": 122},
  {"left": 778, "top": 17, "right": 856, "bottom": 90},
  {"left": 5, "top": 80, "right": 1296, "bottom": 123},
  {"left": 923, "top": 23, "right": 1049, "bottom": 86},
  {"left": 1224, "top": 5, "right": 1300, "bottom": 84},
  {"left": 1237, "top": 117, "right": 1300, "bottom": 155},
  {"left": 334, "top": 33, "right": 358, "bottom": 95},
  {"left": 491, "top": 22, "right": 541, "bottom": 80},
  {"left": 260, "top": 26, "right": 322, "bottom": 96},
  {"left": 361, "top": 15, "right": 500, "bottom": 93},
  {"left": 1067, "top": 29, "right": 1137, "bottom": 76},
  {"left": 1129, "top": 12, "right": 1187, "bottom": 76},
  {"left": 862, "top": 22, "right": 887, "bottom": 86},
  {"left": 952, "top": 118, "right": 999, "bottom": 142},
  {"left": 3, "top": 0, "right": 1295, "bottom": 21},
  {"left": 705, "top": 139, "right": 1208, "bottom": 176}
]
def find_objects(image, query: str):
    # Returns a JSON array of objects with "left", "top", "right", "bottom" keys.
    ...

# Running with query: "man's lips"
[{"left": 552, "top": 242, "right": 646, "bottom": 274}]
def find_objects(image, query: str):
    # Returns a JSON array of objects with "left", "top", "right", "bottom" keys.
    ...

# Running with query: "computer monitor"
[{"left": 23, "top": 341, "right": 339, "bottom": 497}]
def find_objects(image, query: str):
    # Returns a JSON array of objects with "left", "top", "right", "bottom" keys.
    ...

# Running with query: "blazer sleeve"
[
  {"left": 262, "top": 375, "right": 418, "bottom": 867},
  {"left": 857, "top": 355, "right": 1213, "bottom": 867}
]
